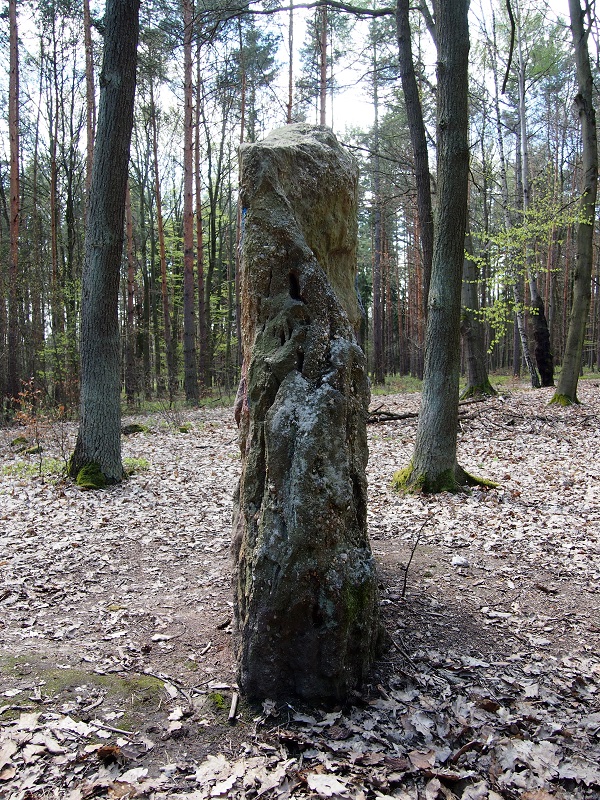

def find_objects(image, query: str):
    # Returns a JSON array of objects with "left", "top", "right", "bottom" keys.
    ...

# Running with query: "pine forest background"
[{"left": 1, "top": 0, "right": 599, "bottom": 413}]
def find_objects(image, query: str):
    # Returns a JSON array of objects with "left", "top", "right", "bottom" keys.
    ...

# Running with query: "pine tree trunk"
[
  {"left": 396, "top": 0, "right": 433, "bottom": 313},
  {"left": 182, "top": 0, "right": 199, "bottom": 403},
  {"left": 319, "top": 6, "right": 327, "bottom": 126},
  {"left": 287, "top": 0, "right": 294, "bottom": 123},
  {"left": 371, "top": 38, "right": 384, "bottom": 385},
  {"left": 195, "top": 59, "right": 209, "bottom": 392},
  {"left": 7, "top": 0, "right": 20, "bottom": 406},
  {"left": 69, "top": 0, "right": 140, "bottom": 485},
  {"left": 150, "top": 83, "right": 177, "bottom": 401},
  {"left": 124, "top": 181, "right": 137, "bottom": 406}
]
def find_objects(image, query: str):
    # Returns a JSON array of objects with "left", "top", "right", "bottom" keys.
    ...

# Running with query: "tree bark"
[
  {"left": 69, "top": 0, "right": 140, "bottom": 484},
  {"left": 551, "top": 0, "right": 598, "bottom": 404}
]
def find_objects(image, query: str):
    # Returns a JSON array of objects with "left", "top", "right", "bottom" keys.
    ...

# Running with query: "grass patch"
[
  {"left": 1, "top": 457, "right": 64, "bottom": 480},
  {"left": 123, "top": 457, "right": 150, "bottom": 475},
  {"left": 371, "top": 374, "right": 423, "bottom": 395}
]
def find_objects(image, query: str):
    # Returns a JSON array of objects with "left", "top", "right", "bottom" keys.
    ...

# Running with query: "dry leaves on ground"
[{"left": 0, "top": 381, "right": 599, "bottom": 799}]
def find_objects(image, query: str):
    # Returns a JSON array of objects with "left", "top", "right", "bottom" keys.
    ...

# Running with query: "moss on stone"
[{"left": 74, "top": 462, "right": 106, "bottom": 490}]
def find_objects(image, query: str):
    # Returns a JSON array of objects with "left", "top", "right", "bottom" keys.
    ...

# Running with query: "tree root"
[{"left": 392, "top": 461, "right": 497, "bottom": 494}]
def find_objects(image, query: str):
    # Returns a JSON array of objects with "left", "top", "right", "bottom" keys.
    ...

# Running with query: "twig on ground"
[
  {"left": 389, "top": 635, "right": 419, "bottom": 669},
  {"left": 401, "top": 518, "right": 431, "bottom": 598}
]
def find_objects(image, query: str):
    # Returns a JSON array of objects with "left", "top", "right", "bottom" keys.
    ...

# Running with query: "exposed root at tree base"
[
  {"left": 391, "top": 461, "right": 498, "bottom": 494},
  {"left": 459, "top": 380, "right": 497, "bottom": 400},
  {"left": 549, "top": 392, "right": 580, "bottom": 407}
]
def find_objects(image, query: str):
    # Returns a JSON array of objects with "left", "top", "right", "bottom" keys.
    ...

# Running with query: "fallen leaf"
[{"left": 305, "top": 772, "right": 348, "bottom": 797}]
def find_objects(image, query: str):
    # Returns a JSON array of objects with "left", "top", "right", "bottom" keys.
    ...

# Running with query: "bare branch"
[{"left": 195, "top": 0, "right": 395, "bottom": 33}]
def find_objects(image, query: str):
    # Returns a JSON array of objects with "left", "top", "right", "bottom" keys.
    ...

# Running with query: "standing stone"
[{"left": 233, "top": 124, "right": 379, "bottom": 703}]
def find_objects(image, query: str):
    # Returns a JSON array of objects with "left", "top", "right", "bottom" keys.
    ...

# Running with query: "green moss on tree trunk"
[
  {"left": 68, "top": 460, "right": 107, "bottom": 489},
  {"left": 549, "top": 392, "right": 580, "bottom": 407},
  {"left": 392, "top": 461, "right": 497, "bottom": 494},
  {"left": 460, "top": 379, "right": 497, "bottom": 400}
]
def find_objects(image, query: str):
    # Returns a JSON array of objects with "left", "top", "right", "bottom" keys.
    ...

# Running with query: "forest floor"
[{"left": 0, "top": 380, "right": 599, "bottom": 800}]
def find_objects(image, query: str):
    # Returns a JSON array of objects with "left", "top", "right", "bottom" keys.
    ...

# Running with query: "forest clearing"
[{"left": 1, "top": 382, "right": 599, "bottom": 799}]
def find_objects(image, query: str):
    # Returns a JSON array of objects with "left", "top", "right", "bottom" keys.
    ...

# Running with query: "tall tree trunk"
[
  {"left": 461, "top": 231, "right": 496, "bottom": 398},
  {"left": 137, "top": 182, "right": 152, "bottom": 398},
  {"left": 394, "top": 0, "right": 480, "bottom": 493},
  {"left": 319, "top": 6, "right": 327, "bottom": 126},
  {"left": 287, "top": 0, "right": 294, "bottom": 124},
  {"left": 515, "top": 0, "right": 554, "bottom": 386},
  {"left": 7, "top": 0, "right": 20, "bottom": 406},
  {"left": 371, "top": 34, "right": 384, "bottom": 384},
  {"left": 551, "top": 0, "right": 598, "bottom": 404},
  {"left": 47, "top": 14, "right": 67, "bottom": 406},
  {"left": 195, "top": 57, "right": 209, "bottom": 390},
  {"left": 396, "top": 0, "right": 433, "bottom": 313},
  {"left": 150, "top": 83, "right": 177, "bottom": 400},
  {"left": 235, "top": 22, "right": 246, "bottom": 376},
  {"left": 490, "top": 13, "right": 539, "bottom": 386},
  {"left": 182, "top": 0, "right": 199, "bottom": 402},
  {"left": 124, "top": 181, "right": 137, "bottom": 406},
  {"left": 83, "top": 0, "right": 96, "bottom": 210},
  {"left": 69, "top": 0, "right": 140, "bottom": 485}
]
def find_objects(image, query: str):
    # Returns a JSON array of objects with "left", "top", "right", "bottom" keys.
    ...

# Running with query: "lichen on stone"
[{"left": 232, "top": 124, "right": 379, "bottom": 703}]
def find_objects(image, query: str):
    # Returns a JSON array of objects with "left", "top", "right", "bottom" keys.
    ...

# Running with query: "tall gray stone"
[{"left": 232, "top": 124, "right": 379, "bottom": 703}]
